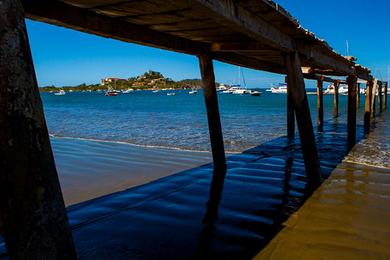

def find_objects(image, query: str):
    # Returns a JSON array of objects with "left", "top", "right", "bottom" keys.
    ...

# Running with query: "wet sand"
[
  {"left": 256, "top": 114, "right": 390, "bottom": 259},
  {"left": 51, "top": 137, "right": 212, "bottom": 205}
]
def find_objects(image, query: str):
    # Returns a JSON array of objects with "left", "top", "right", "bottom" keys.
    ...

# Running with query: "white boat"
[
  {"left": 250, "top": 90, "right": 262, "bottom": 96},
  {"left": 54, "top": 90, "right": 66, "bottom": 96},
  {"left": 267, "top": 83, "right": 287, "bottom": 94},
  {"left": 222, "top": 89, "right": 233, "bottom": 94},
  {"left": 339, "top": 84, "right": 349, "bottom": 95},
  {"left": 152, "top": 90, "right": 160, "bottom": 93},
  {"left": 167, "top": 92, "right": 176, "bottom": 96},
  {"left": 217, "top": 84, "right": 228, "bottom": 91},
  {"left": 230, "top": 86, "right": 250, "bottom": 94},
  {"left": 122, "top": 88, "right": 134, "bottom": 93},
  {"left": 189, "top": 90, "right": 198, "bottom": 95}
]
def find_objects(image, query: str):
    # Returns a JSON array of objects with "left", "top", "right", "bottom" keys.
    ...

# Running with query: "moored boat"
[
  {"left": 267, "top": 83, "right": 287, "bottom": 94},
  {"left": 54, "top": 90, "right": 66, "bottom": 96},
  {"left": 250, "top": 90, "right": 262, "bottom": 96},
  {"left": 105, "top": 91, "right": 118, "bottom": 96}
]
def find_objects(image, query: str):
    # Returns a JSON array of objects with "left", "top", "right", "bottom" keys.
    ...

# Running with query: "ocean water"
[{"left": 41, "top": 90, "right": 353, "bottom": 153}]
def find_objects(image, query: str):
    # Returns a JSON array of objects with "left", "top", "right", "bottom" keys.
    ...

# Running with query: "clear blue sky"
[{"left": 26, "top": 0, "right": 390, "bottom": 87}]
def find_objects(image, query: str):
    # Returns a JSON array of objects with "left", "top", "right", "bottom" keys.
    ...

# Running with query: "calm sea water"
[{"left": 41, "top": 90, "right": 352, "bottom": 153}]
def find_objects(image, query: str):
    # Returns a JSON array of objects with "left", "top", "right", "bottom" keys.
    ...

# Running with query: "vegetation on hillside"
[{"left": 39, "top": 70, "right": 208, "bottom": 92}]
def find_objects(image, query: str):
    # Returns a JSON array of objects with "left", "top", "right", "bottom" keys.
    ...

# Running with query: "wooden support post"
[
  {"left": 286, "top": 52, "right": 321, "bottom": 186},
  {"left": 356, "top": 83, "right": 361, "bottom": 108},
  {"left": 333, "top": 80, "right": 339, "bottom": 118},
  {"left": 378, "top": 81, "right": 383, "bottom": 113},
  {"left": 199, "top": 55, "right": 226, "bottom": 173},
  {"left": 286, "top": 76, "right": 295, "bottom": 139},
  {"left": 317, "top": 77, "right": 324, "bottom": 131},
  {"left": 385, "top": 82, "right": 388, "bottom": 110},
  {"left": 347, "top": 75, "right": 357, "bottom": 149},
  {"left": 0, "top": 0, "right": 76, "bottom": 258},
  {"left": 364, "top": 80, "right": 373, "bottom": 133},
  {"left": 371, "top": 79, "right": 378, "bottom": 118}
]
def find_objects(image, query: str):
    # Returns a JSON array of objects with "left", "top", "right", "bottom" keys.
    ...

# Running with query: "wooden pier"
[{"left": 0, "top": 0, "right": 388, "bottom": 258}]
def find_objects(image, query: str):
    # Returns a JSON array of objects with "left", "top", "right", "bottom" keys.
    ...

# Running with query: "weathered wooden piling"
[
  {"left": 317, "top": 77, "right": 324, "bottom": 130},
  {"left": 378, "top": 81, "right": 383, "bottom": 113},
  {"left": 0, "top": 0, "right": 76, "bottom": 258},
  {"left": 286, "top": 76, "right": 295, "bottom": 139},
  {"left": 286, "top": 52, "right": 321, "bottom": 186},
  {"left": 347, "top": 75, "right": 357, "bottom": 149},
  {"left": 199, "top": 55, "right": 226, "bottom": 173},
  {"left": 371, "top": 80, "right": 378, "bottom": 118},
  {"left": 333, "top": 80, "right": 339, "bottom": 118},
  {"left": 364, "top": 80, "right": 373, "bottom": 133}
]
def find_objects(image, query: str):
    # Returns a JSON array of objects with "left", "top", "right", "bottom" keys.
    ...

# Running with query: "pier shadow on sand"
[{"left": 0, "top": 121, "right": 367, "bottom": 259}]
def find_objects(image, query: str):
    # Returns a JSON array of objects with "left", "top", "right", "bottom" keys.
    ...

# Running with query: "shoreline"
[{"left": 51, "top": 137, "right": 212, "bottom": 206}]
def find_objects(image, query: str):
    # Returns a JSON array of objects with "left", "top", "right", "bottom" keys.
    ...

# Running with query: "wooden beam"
[
  {"left": 286, "top": 76, "right": 295, "bottom": 139},
  {"left": 378, "top": 81, "right": 383, "bottom": 113},
  {"left": 303, "top": 73, "right": 346, "bottom": 84},
  {"left": 286, "top": 52, "right": 321, "bottom": 186},
  {"left": 194, "top": 0, "right": 354, "bottom": 75},
  {"left": 23, "top": 0, "right": 208, "bottom": 55},
  {"left": 333, "top": 80, "right": 340, "bottom": 118},
  {"left": 364, "top": 80, "right": 373, "bottom": 134},
  {"left": 198, "top": 56, "right": 226, "bottom": 173},
  {"left": 210, "top": 42, "right": 272, "bottom": 52},
  {"left": 347, "top": 75, "right": 357, "bottom": 149},
  {"left": 0, "top": 0, "right": 76, "bottom": 258},
  {"left": 317, "top": 77, "right": 324, "bottom": 130},
  {"left": 371, "top": 79, "right": 378, "bottom": 118}
]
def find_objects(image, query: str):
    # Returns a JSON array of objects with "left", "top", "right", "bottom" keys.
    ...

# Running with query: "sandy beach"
[{"left": 51, "top": 137, "right": 212, "bottom": 206}]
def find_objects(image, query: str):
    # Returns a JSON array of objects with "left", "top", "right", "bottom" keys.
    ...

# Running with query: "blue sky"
[{"left": 26, "top": 0, "right": 390, "bottom": 88}]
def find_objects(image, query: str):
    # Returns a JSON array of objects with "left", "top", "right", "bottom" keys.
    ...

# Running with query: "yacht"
[
  {"left": 267, "top": 83, "right": 287, "bottom": 94},
  {"left": 217, "top": 84, "right": 228, "bottom": 92},
  {"left": 54, "top": 90, "right": 66, "bottom": 96},
  {"left": 230, "top": 86, "right": 250, "bottom": 94}
]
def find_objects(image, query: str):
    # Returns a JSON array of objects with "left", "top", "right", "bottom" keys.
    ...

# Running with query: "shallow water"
[{"left": 41, "top": 90, "right": 352, "bottom": 152}]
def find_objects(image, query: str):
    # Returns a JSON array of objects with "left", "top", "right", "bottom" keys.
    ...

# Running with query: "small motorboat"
[
  {"left": 105, "top": 91, "right": 118, "bottom": 96},
  {"left": 54, "top": 90, "right": 66, "bottom": 96},
  {"left": 167, "top": 92, "right": 176, "bottom": 96},
  {"left": 189, "top": 90, "right": 198, "bottom": 95},
  {"left": 250, "top": 90, "right": 261, "bottom": 96}
]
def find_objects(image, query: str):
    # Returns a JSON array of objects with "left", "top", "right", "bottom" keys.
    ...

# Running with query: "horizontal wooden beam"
[
  {"left": 23, "top": 0, "right": 208, "bottom": 55},
  {"left": 194, "top": 0, "right": 355, "bottom": 75},
  {"left": 210, "top": 42, "right": 274, "bottom": 52},
  {"left": 303, "top": 73, "right": 346, "bottom": 84}
]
